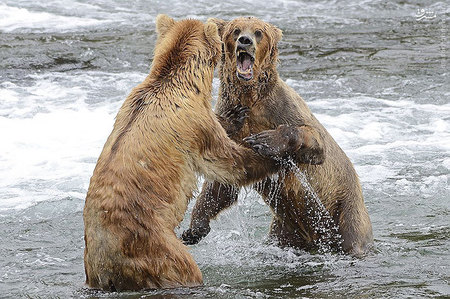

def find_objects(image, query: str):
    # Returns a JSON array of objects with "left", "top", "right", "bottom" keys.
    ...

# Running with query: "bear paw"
[
  {"left": 220, "top": 104, "right": 250, "bottom": 135},
  {"left": 182, "top": 226, "right": 211, "bottom": 245},
  {"left": 244, "top": 125, "right": 301, "bottom": 159}
]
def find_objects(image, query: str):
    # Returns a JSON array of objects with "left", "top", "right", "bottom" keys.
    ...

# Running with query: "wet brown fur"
[
  {"left": 83, "top": 15, "right": 278, "bottom": 291},
  {"left": 186, "top": 17, "right": 373, "bottom": 256}
]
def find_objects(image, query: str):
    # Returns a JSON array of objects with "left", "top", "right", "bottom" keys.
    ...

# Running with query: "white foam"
[
  {"left": 0, "top": 71, "right": 145, "bottom": 212},
  {"left": 419, "top": 175, "right": 448, "bottom": 195},
  {"left": 312, "top": 97, "right": 450, "bottom": 151},
  {"left": 0, "top": 4, "right": 110, "bottom": 32},
  {"left": 356, "top": 164, "right": 397, "bottom": 184},
  {"left": 443, "top": 158, "right": 450, "bottom": 170},
  {"left": 0, "top": 107, "right": 114, "bottom": 210}
]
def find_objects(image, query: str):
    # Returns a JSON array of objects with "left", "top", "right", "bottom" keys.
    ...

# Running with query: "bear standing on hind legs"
[
  {"left": 183, "top": 17, "right": 373, "bottom": 256},
  {"left": 83, "top": 15, "right": 279, "bottom": 292}
]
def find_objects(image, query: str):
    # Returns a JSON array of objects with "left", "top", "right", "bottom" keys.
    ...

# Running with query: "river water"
[{"left": 0, "top": 0, "right": 448, "bottom": 298}]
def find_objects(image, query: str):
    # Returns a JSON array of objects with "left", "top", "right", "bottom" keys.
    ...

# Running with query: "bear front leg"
[
  {"left": 182, "top": 181, "right": 239, "bottom": 245},
  {"left": 244, "top": 124, "right": 325, "bottom": 165}
]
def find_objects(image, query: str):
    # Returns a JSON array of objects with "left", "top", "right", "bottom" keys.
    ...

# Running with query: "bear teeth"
[{"left": 236, "top": 51, "right": 254, "bottom": 80}]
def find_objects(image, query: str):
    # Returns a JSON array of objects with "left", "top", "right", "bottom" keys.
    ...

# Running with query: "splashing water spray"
[{"left": 284, "top": 158, "right": 343, "bottom": 253}]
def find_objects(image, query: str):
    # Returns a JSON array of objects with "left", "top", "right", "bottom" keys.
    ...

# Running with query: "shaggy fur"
[
  {"left": 83, "top": 15, "right": 277, "bottom": 291},
  {"left": 183, "top": 17, "right": 373, "bottom": 256}
]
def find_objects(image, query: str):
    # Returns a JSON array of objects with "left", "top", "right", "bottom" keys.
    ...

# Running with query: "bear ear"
[
  {"left": 267, "top": 24, "right": 282, "bottom": 61},
  {"left": 270, "top": 24, "right": 283, "bottom": 45},
  {"left": 156, "top": 14, "right": 176, "bottom": 38},
  {"left": 204, "top": 21, "right": 221, "bottom": 45},
  {"left": 207, "top": 18, "right": 228, "bottom": 40}
]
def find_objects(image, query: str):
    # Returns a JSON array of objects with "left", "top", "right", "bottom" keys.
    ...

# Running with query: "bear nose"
[{"left": 238, "top": 35, "right": 253, "bottom": 46}]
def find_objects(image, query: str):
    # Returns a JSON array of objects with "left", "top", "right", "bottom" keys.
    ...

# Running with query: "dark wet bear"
[{"left": 183, "top": 17, "right": 373, "bottom": 256}]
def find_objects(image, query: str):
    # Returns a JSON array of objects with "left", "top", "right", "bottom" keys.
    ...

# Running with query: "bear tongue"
[
  {"left": 242, "top": 57, "right": 252, "bottom": 71},
  {"left": 238, "top": 55, "right": 252, "bottom": 72}
]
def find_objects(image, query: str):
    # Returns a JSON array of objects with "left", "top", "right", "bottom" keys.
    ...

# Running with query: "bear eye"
[
  {"left": 255, "top": 30, "right": 262, "bottom": 41},
  {"left": 233, "top": 28, "right": 241, "bottom": 38}
]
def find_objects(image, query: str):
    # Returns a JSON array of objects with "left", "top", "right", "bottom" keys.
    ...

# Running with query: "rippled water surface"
[{"left": 0, "top": 0, "right": 448, "bottom": 298}]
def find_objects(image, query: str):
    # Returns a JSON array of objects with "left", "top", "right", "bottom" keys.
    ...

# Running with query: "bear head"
[
  {"left": 208, "top": 16, "right": 282, "bottom": 83},
  {"left": 151, "top": 14, "right": 222, "bottom": 78}
]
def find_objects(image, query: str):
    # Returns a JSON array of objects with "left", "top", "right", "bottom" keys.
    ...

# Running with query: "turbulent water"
[{"left": 0, "top": 0, "right": 448, "bottom": 298}]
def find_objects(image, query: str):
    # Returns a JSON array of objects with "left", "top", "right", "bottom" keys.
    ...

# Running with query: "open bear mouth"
[{"left": 236, "top": 50, "right": 255, "bottom": 81}]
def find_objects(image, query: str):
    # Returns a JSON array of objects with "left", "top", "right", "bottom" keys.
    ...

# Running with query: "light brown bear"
[
  {"left": 83, "top": 15, "right": 278, "bottom": 291},
  {"left": 182, "top": 17, "right": 373, "bottom": 256}
]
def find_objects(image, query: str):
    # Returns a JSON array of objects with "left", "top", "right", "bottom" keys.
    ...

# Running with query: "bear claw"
[{"left": 221, "top": 104, "right": 250, "bottom": 133}]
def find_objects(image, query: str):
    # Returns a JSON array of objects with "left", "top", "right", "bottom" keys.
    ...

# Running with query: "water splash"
[
  {"left": 253, "top": 168, "right": 287, "bottom": 216},
  {"left": 285, "top": 158, "right": 343, "bottom": 253}
]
